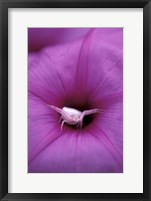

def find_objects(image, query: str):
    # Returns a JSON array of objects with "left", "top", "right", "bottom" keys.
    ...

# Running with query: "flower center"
[{"left": 61, "top": 104, "right": 98, "bottom": 129}]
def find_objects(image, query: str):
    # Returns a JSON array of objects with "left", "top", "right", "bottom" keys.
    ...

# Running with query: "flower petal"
[
  {"left": 28, "top": 92, "right": 61, "bottom": 163},
  {"left": 29, "top": 131, "right": 122, "bottom": 173},
  {"left": 28, "top": 28, "right": 91, "bottom": 52}
]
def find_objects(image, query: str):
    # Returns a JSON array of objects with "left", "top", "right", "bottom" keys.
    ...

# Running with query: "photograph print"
[{"left": 28, "top": 28, "right": 123, "bottom": 173}]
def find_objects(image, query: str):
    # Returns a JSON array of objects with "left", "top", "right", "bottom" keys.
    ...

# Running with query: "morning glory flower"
[{"left": 28, "top": 28, "right": 123, "bottom": 173}]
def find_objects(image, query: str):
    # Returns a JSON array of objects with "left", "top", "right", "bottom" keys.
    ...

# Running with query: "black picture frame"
[{"left": 0, "top": 0, "right": 151, "bottom": 200}]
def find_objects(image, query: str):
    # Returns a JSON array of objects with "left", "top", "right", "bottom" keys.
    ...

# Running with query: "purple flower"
[{"left": 28, "top": 28, "right": 123, "bottom": 173}]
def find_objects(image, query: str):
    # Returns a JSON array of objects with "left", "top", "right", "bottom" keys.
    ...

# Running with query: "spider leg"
[
  {"left": 49, "top": 105, "right": 62, "bottom": 114},
  {"left": 80, "top": 109, "right": 101, "bottom": 121},
  {"left": 61, "top": 120, "right": 69, "bottom": 131},
  {"left": 61, "top": 120, "right": 65, "bottom": 130},
  {"left": 79, "top": 121, "right": 83, "bottom": 129},
  {"left": 76, "top": 123, "right": 81, "bottom": 129},
  {"left": 59, "top": 116, "right": 62, "bottom": 123}
]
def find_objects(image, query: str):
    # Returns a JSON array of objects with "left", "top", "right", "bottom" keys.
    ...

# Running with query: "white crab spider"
[{"left": 49, "top": 105, "right": 101, "bottom": 130}]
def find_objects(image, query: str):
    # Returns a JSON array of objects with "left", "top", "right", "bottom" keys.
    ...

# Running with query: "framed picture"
[{"left": 0, "top": 0, "right": 151, "bottom": 200}]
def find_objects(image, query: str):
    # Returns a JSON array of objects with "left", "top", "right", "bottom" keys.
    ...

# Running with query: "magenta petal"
[
  {"left": 29, "top": 131, "right": 122, "bottom": 173},
  {"left": 28, "top": 92, "right": 62, "bottom": 164},
  {"left": 85, "top": 28, "right": 123, "bottom": 102},
  {"left": 28, "top": 39, "right": 85, "bottom": 104}
]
